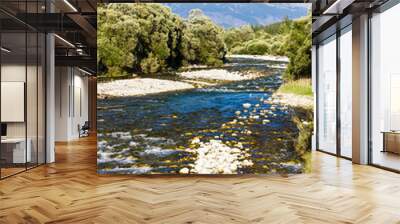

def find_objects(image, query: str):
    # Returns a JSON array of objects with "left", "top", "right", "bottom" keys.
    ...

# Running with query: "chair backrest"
[{"left": 82, "top": 121, "right": 90, "bottom": 129}]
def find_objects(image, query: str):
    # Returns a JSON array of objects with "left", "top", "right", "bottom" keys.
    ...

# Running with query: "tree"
[
  {"left": 224, "top": 25, "right": 255, "bottom": 51},
  {"left": 283, "top": 17, "right": 311, "bottom": 80},
  {"left": 98, "top": 3, "right": 185, "bottom": 75},
  {"left": 98, "top": 3, "right": 311, "bottom": 80},
  {"left": 98, "top": 4, "right": 226, "bottom": 77},
  {"left": 180, "top": 9, "right": 226, "bottom": 66},
  {"left": 97, "top": 5, "right": 139, "bottom": 77}
]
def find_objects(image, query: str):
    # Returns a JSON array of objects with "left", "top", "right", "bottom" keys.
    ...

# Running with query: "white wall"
[
  {"left": 1, "top": 64, "right": 26, "bottom": 139},
  {"left": 55, "top": 67, "right": 89, "bottom": 141}
]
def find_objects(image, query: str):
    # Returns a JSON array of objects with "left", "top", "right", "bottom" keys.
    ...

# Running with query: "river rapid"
[{"left": 97, "top": 57, "right": 308, "bottom": 175}]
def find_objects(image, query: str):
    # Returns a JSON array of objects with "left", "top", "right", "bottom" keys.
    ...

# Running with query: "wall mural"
[{"left": 97, "top": 3, "right": 313, "bottom": 175}]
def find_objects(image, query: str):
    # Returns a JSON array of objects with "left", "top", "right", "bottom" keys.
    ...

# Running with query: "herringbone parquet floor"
[{"left": 1, "top": 136, "right": 400, "bottom": 224}]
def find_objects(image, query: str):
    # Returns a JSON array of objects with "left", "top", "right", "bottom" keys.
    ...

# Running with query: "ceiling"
[{"left": 0, "top": 0, "right": 97, "bottom": 74}]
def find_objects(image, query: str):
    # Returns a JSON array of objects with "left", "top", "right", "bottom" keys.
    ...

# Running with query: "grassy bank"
[{"left": 278, "top": 78, "right": 312, "bottom": 97}]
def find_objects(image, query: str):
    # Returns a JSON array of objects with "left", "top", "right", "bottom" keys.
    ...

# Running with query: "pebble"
[
  {"left": 242, "top": 103, "right": 252, "bottom": 109},
  {"left": 189, "top": 140, "right": 253, "bottom": 174},
  {"left": 262, "top": 119, "right": 270, "bottom": 124},
  {"left": 129, "top": 141, "right": 139, "bottom": 147},
  {"left": 191, "top": 137, "right": 201, "bottom": 144},
  {"left": 179, "top": 167, "right": 189, "bottom": 174}
]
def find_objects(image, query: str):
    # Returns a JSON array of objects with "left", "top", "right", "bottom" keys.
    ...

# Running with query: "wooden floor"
[
  {"left": 372, "top": 150, "right": 400, "bottom": 171},
  {"left": 1, "top": 136, "right": 400, "bottom": 224}
]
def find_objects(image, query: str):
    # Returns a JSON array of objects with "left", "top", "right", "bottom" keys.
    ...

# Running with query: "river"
[{"left": 97, "top": 57, "right": 309, "bottom": 175}]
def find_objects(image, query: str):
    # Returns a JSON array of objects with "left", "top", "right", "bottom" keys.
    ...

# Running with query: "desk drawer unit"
[{"left": 383, "top": 132, "right": 400, "bottom": 154}]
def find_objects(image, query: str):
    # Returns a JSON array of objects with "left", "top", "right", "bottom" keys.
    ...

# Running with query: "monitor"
[{"left": 1, "top": 123, "right": 7, "bottom": 137}]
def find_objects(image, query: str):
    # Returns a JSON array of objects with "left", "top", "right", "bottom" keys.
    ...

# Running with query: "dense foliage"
[
  {"left": 98, "top": 3, "right": 311, "bottom": 80},
  {"left": 224, "top": 16, "right": 311, "bottom": 80},
  {"left": 283, "top": 18, "right": 312, "bottom": 80},
  {"left": 98, "top": 4, "right": 225, "bottom": 76}
]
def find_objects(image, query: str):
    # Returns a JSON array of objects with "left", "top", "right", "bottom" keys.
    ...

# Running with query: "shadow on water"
[{"left": 97, "top": 58, "right": 309, "bottom": 175}]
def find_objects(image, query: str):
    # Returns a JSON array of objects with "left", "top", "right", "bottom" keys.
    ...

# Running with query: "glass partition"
[
  {"left": 370, "top": 3, "right": 400, "bottom": 171},
  {"left": 38, "top": 32, "right": 46, "bottom": 165},
  {"left": 0, "top": 2, "right": 46, "bottom": 179},
  {"left": 1, "top": 31, "right": 28, "bottom": 177},
  {"left": 317, "top": 35, "right": 337, "bottom": 154},
  {"left": 27, "top": 31, "right": 38, "bottom": 169},
  {"left": 339, "top": 25, "right": 352, "bottom": 158}
]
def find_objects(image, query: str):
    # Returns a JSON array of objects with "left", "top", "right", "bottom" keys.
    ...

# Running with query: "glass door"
[
  {"left": 317, "top": 35, "right": 337, "bottom": 154},
  {"left": 339, "top": 25, "right": 352, "bottom": 158},
  {"left": 370, "top": 3, "right": 400, "bottom": 171}
]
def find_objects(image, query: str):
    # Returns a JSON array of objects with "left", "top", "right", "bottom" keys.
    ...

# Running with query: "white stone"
[
  {"left": 179, "top": 167, "right": 189, "bottom": 174},
  {"left": 179, "top": 69, "right": 256, "bottom": 81},
  {"left": 98, "top": 78, "right": 194, "bottom": 97},
  {"left": 262, "top": 119, "right": 270, "bottom": 124},
  {"left": 191, "top": 137, "right": 201, "bottom": 144},
  {"left": 242, "top": 103, "right": 252, "bottom": 109}
]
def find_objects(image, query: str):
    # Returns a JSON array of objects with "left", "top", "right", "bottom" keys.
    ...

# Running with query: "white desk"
[{"left": 1, "top": 138, "right": 31, "bottom": 163}]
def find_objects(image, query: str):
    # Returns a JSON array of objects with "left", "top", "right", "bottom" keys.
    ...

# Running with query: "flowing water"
[{"left": 97, "top": 58, "right": 307, "bottom": 175}]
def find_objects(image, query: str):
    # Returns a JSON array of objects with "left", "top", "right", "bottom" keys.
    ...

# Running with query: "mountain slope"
[{"left": 164, "top": 3, "right": 309, "bottom": 28}]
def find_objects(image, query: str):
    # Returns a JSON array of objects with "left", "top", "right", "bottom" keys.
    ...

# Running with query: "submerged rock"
[
  {"left": 110, "top": 131, "right": 132, "bottom": 140},
  {"left": 242, "top": 103, "right": 252, "bottom": 109},
  {"left": 262, "top": 119, "right": 270, "bottom": 124},
  {"left": 98, "top": 166, "right": 152, "bottom": 174},
  {"left": 140, "top": 147, "right": 176, "bottom": 157}
]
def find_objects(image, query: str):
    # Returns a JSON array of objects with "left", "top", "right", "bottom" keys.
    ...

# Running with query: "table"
[
  {"left": 382, "top": 131, "right": 400, "bottom": 154},
  {"left": 1, "top": 138, "right": 31, "bottom": 163}
]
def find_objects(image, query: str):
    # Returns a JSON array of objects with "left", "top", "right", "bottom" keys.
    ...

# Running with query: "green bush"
[
  {"left": 224, "top": 15, "right": 312, "bottom": 81},
  {"left": 245, "top": 39, "right": 270, "bottom": 55},
  {"left": 98, "top": 4, "right": 225, "bottom": 77},
  {"left": 98, "top": 3, "right": 311, "bottom": 80},
  {"left": 283, "top": 18, "right": 311, "bottom": 81}
]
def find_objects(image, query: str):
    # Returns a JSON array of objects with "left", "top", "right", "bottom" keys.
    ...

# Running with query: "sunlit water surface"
[{"left": 97, "top": 58, "right": 306, "bottom": 174}]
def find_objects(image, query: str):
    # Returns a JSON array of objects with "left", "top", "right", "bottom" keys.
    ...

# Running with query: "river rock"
[
  {"left": 191, "top": 137, "right": 201, "bottom": 144},
  {"left": 179, "top": 167, "right": 190, "bottom": 174},
  {"left": 189, "top": 139, "right": 253, "bottom": 174},
  {"left": 262, "top": 119, "right": 271, "bottom": 124},
  {"left": 129, "top": 141, "right": 139, "bottom": 147},
  {"left": 242, "top": 103, "right": 251, "bottom": 109}
]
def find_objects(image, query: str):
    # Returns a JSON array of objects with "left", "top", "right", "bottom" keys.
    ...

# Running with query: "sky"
[{"left": 164, "top": 3, "right": 310, "bottom": 28}]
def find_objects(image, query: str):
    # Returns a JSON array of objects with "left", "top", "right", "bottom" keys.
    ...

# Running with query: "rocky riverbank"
[
  {"left": 97, "top": 78, "right": 195, "bottom": 98},
  {"left": 228, "top": 54, "right": 289, "bottom": 63},
  {"left": 179, "top": 69, "right": 262, "bottom": 81},
  {"left": 272, "top": 92, "right": 313, "bottom": 109},
  {"left": 98, "top": 69, "right": 268, "bottom": 98}
]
